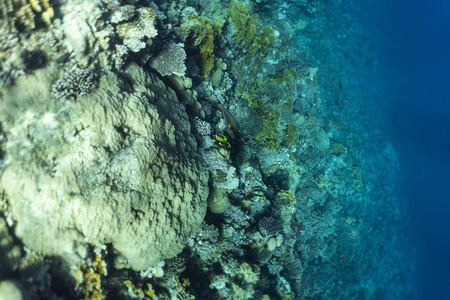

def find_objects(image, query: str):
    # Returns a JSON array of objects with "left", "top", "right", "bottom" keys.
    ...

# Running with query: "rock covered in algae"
[{"left": 0, "top": 63, "right": 209, "bottom": 271}]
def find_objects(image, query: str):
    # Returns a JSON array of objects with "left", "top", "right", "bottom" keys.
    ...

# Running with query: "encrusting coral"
[{"left": 0, "top": 63, "right": 209, "bottom": 271}]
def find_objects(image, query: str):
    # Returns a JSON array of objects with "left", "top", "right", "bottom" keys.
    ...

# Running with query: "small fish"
[
  {"left": 213, "top": 134, "right": 231, "bottom": 149},
  {"left": 218, "top": 141, "right": 231, "bottom": 149},
  {"left": 55, "top": 51, "right": 72, "bottom": 64},
  {"left": 213, "top": 134, "right": 228, "bottom": 142},
  {"left": 214, "top": 95, "right": 239, "bottom": 139}
]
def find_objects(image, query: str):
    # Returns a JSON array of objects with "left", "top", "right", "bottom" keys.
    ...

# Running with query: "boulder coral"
[{"left": 0, "top": 63, "right": 209, "bottom": 271}]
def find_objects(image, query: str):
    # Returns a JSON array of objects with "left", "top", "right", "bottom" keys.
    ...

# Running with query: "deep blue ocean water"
[
  {"left": 384, "top": 0, "right": 450, "bottom": 298},
  {"left": 310, "top": 0, "right": 450, "bottom": 297}
]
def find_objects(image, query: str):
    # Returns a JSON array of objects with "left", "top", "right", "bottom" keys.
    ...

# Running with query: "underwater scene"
[{"left": 3, "top": 0, "right": 443, "bottom": 299}]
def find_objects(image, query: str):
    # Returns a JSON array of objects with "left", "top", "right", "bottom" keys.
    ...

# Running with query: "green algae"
[
  {"left": 235, "top": 68, "right": 299, "bottom": 151},
  {"left": 250, "top": 26, "right": 276, "bottom": 55},
  {"left": 229, "top": 1, "right": 258, "bottom": 48},
  {"left": 181, "top": 15, "right": 224, "bottom": 77},
  {"left": 282, "top": 123, "right": 299, "bottom": 147},
  {"left": 228, "top": 1, "right": 276, "bottom": 55},
  {"left": 330, "top": 143, "right": 345, "bottom": 155}
]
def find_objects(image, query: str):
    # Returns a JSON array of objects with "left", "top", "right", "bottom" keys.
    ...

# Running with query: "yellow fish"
[
  {"left": 218, "top": 141, "right": 231, "bottom": 149},
  {"left": 213, "top": 134, "right": 228, "bottom": 142},
  {"left": 213, "top": 134, "right": 231, "bottom": 149}
]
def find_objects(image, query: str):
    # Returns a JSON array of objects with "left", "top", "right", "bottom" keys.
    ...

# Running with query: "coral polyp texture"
[
  {"left": 150, "top": 43, "right": 187, "bottom": 77},
  {"left": 0, "top": 63, "right": 209, "bottom": 271},
  {"left": 116, "top": 7, "right": 158, "bottom": 52}
]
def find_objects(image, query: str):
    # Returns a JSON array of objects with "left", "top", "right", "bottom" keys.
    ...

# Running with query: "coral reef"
[
  {"left": 0, "top": 0, "right": 415, "bottom": 299},
  {"left": 71, "top": 253, "right": 107, "bottom": 299},
  {"left": 0, "top": 63, "right": 209, "bottom": 271},
  {"left": 0, "top": 0, "right": 54, "bottom": 30},
  {"left": 51, "top": 68, "right": 97, "bottom": 102},
  {"left": 150, "top": 43, "right": 187, "bottom": 77},
  {"left": 181, "top": 14, "right": 224, "bottom": 77},
  {"left": 116, "top": 7, "right": 157, "bottom": 52}
]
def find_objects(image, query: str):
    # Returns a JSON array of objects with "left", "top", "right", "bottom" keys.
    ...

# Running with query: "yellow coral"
[
  {"left": 229, "top": 0, "right": 258, "bottom": 47},
  {"left": 124, "top": 281, "right": 156, "bottom": 299},
  {"left": 249, "top": 26, "right": 276, "bottom": 55},
  {"left": 313, "top": 174, "right": 330, "bottom": 191},
  {"left": 182, "top": 278, "right": 190, "bottom": 288},
  {"left": 41, "top": 5, "right": 53, "bottom": 24},
  {"left": 144, "top": 284, "right": 156, "bottom": 299},
  {"left": 0, "top": 0, "right": 53, "bottom": 30},
  {"left": 174, "top": 276, "right": 195, "bottom": 300},
  {"left": 29, "top": 0, "right": 43, "bottom": 12},
  {"left": 71, "top": 254, "right": 107, "bottom": 300}
]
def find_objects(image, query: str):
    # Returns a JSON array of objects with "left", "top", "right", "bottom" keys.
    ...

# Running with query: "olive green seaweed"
[
  {"left": 235, "top": 68, "right": 299, "bottom": 151},
  {"left": 181, "top": 15, "right": 224, "bottom": 77},
  {"left": 228, "top": 0, "right": 276, "bottom": 55},
  {"left": 281, "top": 123, "right": 299, "bottom": 147}
]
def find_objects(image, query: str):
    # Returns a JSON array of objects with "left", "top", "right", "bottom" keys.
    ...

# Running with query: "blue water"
[{"left": 385, "top": 0, "right": 450, "bottom": 298}]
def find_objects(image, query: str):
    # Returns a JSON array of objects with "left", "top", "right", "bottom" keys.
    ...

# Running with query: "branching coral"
[
  {"left": 124, "top": 281, "right": 156, "bottom": 299},
  {"left": 51, "top": 68, "right": 97, "bottom": 102},
  {"left": 0, "top": 0, "right": 54, "bottom": 30},
  {"left": 259, "top": 216, "right": 283, "bottom": 237},
  {"left": 199, "top": 147, "right": 238, "bottom": 190},
  {"left": 116, "top": 7, "right": 157, "bottom": 52},
  {"left": 71, "top": 254, "right": 107, "bottom": 300},
  {"left": 124, "top": 276, "right": 193, "bottom": 300}
]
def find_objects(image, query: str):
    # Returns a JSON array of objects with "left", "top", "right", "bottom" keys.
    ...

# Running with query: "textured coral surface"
[{"left": 0, "top": 63, "right": 209, "bottom": 271}]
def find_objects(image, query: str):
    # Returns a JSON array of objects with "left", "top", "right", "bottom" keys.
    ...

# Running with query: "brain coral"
[{"left": 0, "top": 63, "right": 209, "bottom": 271}]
